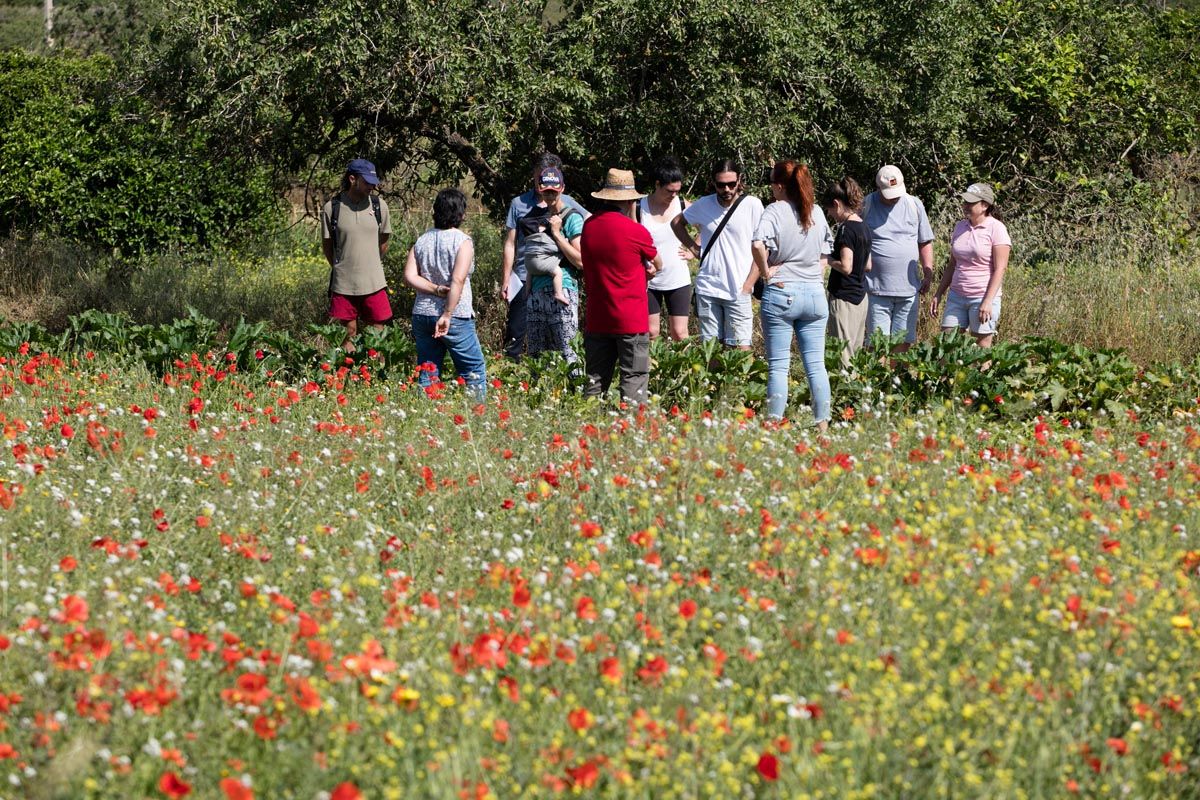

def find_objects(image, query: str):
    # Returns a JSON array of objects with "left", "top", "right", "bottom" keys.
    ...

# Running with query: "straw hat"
[{"left": 591, "top": 168, "right": 645, "bottom": 201}]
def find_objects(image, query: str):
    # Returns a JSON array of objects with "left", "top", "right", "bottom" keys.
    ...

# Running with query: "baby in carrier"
[
  {"left": 523, "top": 212, "right": 578, "bottom": 306},
  {"left": 519, "top": 166, "right": 580, "bottom": 307}
]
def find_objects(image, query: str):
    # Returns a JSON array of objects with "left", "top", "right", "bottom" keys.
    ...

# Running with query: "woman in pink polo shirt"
[{"left": 929, "top": 183, "right": 1012, "bottom": 347}]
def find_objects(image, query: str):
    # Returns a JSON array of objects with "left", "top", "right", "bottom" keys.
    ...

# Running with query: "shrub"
[{"left": 0, "top": 50, "right": 279, "bottom": 252}]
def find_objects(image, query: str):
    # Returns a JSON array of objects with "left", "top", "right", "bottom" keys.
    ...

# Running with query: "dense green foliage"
[
  {"left": 0, "top": 51, "right": 278, "bottom": 251},
  {"left": 138, "top": 0, "right": 1199, "bottom": 215}
]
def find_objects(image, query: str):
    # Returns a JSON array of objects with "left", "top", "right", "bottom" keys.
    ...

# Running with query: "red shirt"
[{"left": 580, "top": 210, "right": 658, "bottom": 334}]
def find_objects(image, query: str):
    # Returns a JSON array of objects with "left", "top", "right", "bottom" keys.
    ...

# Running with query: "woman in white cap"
[{"left": 929, "top": 182, "right": 1011, "bottom": 347}]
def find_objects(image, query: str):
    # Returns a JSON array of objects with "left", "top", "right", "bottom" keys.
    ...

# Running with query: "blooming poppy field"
[{"left": 1, "top": 350, "right": 1199, "bottom": 799}]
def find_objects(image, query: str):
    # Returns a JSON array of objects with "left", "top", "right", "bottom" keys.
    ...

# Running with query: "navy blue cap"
[{"left": 347, "top": 158, "right": 380, "bottom": 186}]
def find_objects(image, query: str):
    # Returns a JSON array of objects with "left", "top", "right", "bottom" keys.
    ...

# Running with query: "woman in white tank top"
[{"left": 640, "top": 157, "right": 694, "bottom": 341}]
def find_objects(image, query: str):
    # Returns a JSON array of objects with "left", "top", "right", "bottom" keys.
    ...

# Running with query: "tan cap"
[{"left": 961, "top": 182, "right": 995, "bottom": 205}]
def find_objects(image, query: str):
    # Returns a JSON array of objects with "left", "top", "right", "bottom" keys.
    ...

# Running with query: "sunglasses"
[{"left": 714, "top": 180, "right": 739, "bottom": 189}]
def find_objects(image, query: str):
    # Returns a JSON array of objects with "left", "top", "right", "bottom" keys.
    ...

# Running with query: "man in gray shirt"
[{"left": 863, "top": 165, "right": 934, "bottom": 352}]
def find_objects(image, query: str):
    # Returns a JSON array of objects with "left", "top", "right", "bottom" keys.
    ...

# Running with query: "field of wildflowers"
[{"left": 0, "top": 349, "right": 1198, "bottom": 799}]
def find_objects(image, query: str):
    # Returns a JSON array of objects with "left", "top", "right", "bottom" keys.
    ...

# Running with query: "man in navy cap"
[{"left": 321, "top": 158, "right": 393, "bottom": 348}]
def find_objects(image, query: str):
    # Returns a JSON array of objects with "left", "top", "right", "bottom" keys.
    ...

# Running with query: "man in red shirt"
[{"left": 581, "top": 168, "right": 663, "bottom": 404}]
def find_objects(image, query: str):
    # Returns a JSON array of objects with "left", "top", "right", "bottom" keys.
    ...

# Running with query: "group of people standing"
[{"left": 319, "top": 154, "right": 1011, "bottom": 426}]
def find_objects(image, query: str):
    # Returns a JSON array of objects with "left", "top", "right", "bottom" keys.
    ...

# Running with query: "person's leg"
[
  {"left": 525, "top": 286, "right": 550, "bottom": 358},
  {"left": 616, "top": 333, "right": 650, "bottom": 404},
  {"left": 443, "top": 317, "right": 488, "bottom": 397},
  {"left": 503, "top": 281, "right": 530, "bottom": 359},
  {"left": 647, "top": 289, "right": 663, "bottom": 341},
  {"left": 694, "top": 293, "right": 720, "bottom": 343},
  {"left": 940, "top": 290, "right": 971, "bottom": 336},
  {"left": 556, "top": 288, "right": 580, "bottom": 366},
  {"left": 552, "top": 267, "right": 569, "bottom": 306},
  {"left": 895, "top": 294, "right": 918, "bottom": 353},
  {"left": 845, "top": 296, "right": 868, "bottom": 361},
  {"left": 666, "top": 285, "right": 691, "bottom": 341},
  {"left": 759, "top": 285, "right": 796, "bottom": 419},
  {"left": 411, "top": 314, "right": 446, "bottom": 388},
  {"left": 584, "top": 333, "right": 618, "bottom": 398},
  {"left": 827, "top": 296, "right": 853, "bottom": 369},
  {"left": 968, "top": 293, "right": 1001, "bottom": 348},
  {"left": 795, "top": 287, "right": 831, "bottom": 428},
  {"left": 725, "top": 294, "right": 754, "bottom": 351}
]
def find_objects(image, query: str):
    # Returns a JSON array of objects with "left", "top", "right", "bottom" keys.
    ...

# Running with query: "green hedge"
[{"left": 0, "top": 50, "right": 278, "bottom": 252}]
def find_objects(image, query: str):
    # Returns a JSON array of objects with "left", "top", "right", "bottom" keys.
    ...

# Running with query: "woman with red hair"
[{"left": 752, "top": 160, "right": 834, "bottom": 429}]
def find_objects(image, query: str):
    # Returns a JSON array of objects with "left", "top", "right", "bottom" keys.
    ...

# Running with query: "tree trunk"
[{"left": 43, "top": 0, "right": 54, "bottom": 49}]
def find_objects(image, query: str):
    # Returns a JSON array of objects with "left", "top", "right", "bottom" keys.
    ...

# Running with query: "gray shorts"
[{"left": 695, "top": 293, "right": 753, "bottom": 346}]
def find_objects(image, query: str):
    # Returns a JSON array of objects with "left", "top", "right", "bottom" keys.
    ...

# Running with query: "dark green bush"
[{"left": 0, "top": 50, "right": 279, "bottom": 252}]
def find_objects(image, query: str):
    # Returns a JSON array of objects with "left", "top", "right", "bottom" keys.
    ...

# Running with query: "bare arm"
[
  {"left": 500, "top": 227, "right": 517, "bottom": 301},
  {"left": 379, "top": 233, "right": 390, "bottom": 258},
  {"left": 436, "top": 239, "right": 475, "bottom": 337},
  {"left": 403, "top": 247, "right": 450, "bottom": 298},
  {"left": 646, "top": 253, "right": 663, "bottom": 278},
  {"left": 929, "top": 252, "right": 956, "bottom": 318},
  {"left": 751, "top": 240, "right": 771, "bottom": 281},
  {"left": 671, "top": 213, "right": 701, "bottom": 258},
  {"left": 322, "top": 237, "right": 336, "bottom": 268},
  {"left": 831, "top": 245, "right": 855, "bottom": 276},
  {"left": 978, "top": 244, "right": 1010, "bottom": 324},
  {"left": 918, "top": 240, "right": 935, "bottom": 294}
]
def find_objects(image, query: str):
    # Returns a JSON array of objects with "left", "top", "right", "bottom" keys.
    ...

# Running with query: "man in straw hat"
[{"left": 580, "top": 168, "right": 663, "bottom": 404}]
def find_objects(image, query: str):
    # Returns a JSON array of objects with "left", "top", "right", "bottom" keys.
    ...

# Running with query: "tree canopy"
[{"left": 135, "top": 0, "right": 1197, "bottom": 214}]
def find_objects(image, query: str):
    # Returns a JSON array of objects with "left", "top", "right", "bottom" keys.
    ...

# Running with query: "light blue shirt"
[{"left": 863, "top": 192, "right": 934, "bottom": 297}]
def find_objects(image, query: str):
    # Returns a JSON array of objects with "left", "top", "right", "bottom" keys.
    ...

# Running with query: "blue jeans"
[
  {"left": 760, "top": 283, "right": 830, "bottom": 423},
  {"left": 412, "top": 315, "right": 487, "bottom": 396}
]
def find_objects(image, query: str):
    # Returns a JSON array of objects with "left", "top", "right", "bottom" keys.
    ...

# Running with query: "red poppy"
[
  {"left": 158, "top": 771, "right": 192, "bottom": 798},
  {"left": 677, "top": 599, "right": 698, "bottom": 620},
  {"left": 567, "top": 707, "right": 593, "bottom": 731},
  {"left": 756, "top": 752, "right": 780, "bottom": 781},
  {"left": 219, "top": 778, "right": 254, "bottom": 800},
  {"left": 330, "top": 782, "right": 363, "bottom": 800}
]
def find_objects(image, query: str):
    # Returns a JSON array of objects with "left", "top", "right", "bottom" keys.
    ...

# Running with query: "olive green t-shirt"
[{"left": 320, "top": 195, "right": 393, "bottom": 295}]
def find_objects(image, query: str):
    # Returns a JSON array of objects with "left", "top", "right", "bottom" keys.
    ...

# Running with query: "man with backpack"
[{"left": 321, "top": 158, "right": 393, "bottom": 348}]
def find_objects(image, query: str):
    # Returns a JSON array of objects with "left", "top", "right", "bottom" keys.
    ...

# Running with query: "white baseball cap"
[{"left": 875, "top": 165, "right": 906, "bottom": 200}]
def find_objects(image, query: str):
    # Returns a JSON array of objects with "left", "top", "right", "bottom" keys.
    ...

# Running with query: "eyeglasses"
[{"left": 714, "top": 180, "right": 739, "bottom": 189}]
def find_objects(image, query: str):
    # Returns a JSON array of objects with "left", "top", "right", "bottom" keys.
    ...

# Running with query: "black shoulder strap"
[
  {"left": 370, "top": 195, "right": 381, "bottom": 228},
  {"left": 635, "top": 200, "right": 642, "bottom": 224},
  {"left": 699, "top": 193, "right": 748, "bottom": 266},
  {"left": 330, "top": 193, "right": 342, "bottom": 239}
]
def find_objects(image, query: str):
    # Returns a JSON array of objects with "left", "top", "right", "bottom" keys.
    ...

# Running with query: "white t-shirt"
[
  {"left": 640, "top": 196, "right": 690, "bottom": 291},
  {"left": 684, "top": 193, "right": 764, "bottom": 301}
]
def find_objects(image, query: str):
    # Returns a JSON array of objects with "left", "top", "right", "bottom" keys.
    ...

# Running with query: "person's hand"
[
  {"left": 548, "top": 214, "right": 563, "bottom": 236},
  {"left": 500, "top": 281, "right": 509, "bottom": 302},
  {"left": 928, "top": 293, "right": 941, "bottom": 319},
  {"left": 678, "top": 246, "right": 692, "bottom": 262},
  {"left": 434, "top": 314, "right": 452, "bottom": 338},
  {"left": 978, "top": 301, "right": 993, "bottom": 325},
  {"left": 919, "top": 276, "right": 931, "bottom": 295}
]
